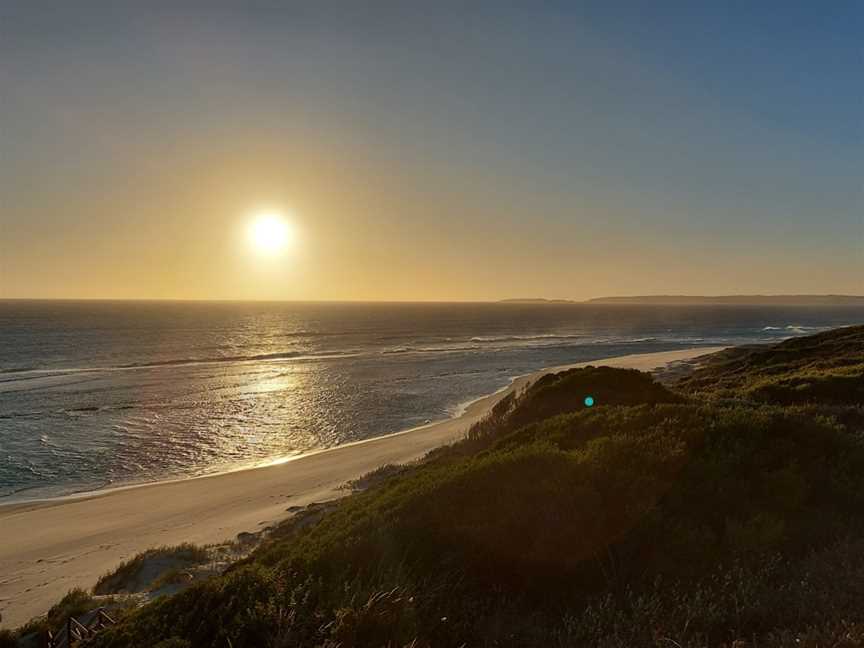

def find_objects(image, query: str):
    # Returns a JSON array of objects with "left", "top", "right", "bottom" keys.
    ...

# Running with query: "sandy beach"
[{"left": 0, "top": 347, "right": 723, "bottom": 628}]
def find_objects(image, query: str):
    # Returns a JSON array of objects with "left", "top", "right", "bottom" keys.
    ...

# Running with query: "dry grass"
[{"left": 93, "top": 543, "right": 210, "bottom": 595}]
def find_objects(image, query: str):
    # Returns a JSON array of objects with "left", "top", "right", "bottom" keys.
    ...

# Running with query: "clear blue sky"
[{"left": 1, "top": 2, "right": 861, "bottom": 300}]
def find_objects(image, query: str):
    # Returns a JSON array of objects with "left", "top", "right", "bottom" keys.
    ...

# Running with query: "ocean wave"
[
  {"left": 38, "top": 434, "right": 62, "bottom": 450},
  {"left": 761, "top": 325, "right": 830, "bottom": 334},
  {"left": 0, "top": 350, "right": 364, "bottom": 378},
  {"left": 382, "top": 345, "right": 480, "bottom": 355},
  {"left": 469, "top": 334, "right": 581, "bottom": 343},
  {"left": 0, "top": 410, "right": 44, "bottom": 419},
  {"left": 117, "top": 350, "right": 362, "bottom": 368},
  {"left": 272, "top": 330, "right": 350, "bottom": 339},
  {"left": 380, "top": 334, "right": 683, "bottom": 356},
  {"left": 785, "top": 325, "right": 830, "bottom": 334}
]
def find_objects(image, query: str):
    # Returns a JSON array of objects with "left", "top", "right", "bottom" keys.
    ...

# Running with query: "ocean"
[{"left": 1, "top": 300, "right": 861, "bottom": 502}]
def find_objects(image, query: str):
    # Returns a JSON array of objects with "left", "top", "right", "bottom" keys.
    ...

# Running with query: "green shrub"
[{"left": 463, "top": 365, "right": 681, "bottom": 451}]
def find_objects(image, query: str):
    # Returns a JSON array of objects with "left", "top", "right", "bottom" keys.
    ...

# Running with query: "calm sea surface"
[{"left": 1, "top": 301, "right": 861, "bottom": 501}]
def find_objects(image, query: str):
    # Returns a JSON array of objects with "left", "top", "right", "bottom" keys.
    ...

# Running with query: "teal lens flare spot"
[{"left": 584, "top": 396, "right": 594, "bottom": 407}]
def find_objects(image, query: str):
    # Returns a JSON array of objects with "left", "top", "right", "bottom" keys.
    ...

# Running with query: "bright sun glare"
[{"left": 248, "top": 211, "right": 292, "bottom": 255}]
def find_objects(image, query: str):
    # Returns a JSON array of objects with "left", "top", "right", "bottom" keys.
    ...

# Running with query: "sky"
[{"left": 1, "top": 1, "right": 861, "bottom": 301}]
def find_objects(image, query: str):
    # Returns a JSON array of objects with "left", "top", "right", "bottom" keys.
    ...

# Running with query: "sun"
[{"left": 248, "top": 211, "right": 292, "bottom": 255}]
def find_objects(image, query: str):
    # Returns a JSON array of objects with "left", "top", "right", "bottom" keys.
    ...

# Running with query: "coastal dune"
[{"left": 0, "top": 347, "right": 722, "bottom": 628}]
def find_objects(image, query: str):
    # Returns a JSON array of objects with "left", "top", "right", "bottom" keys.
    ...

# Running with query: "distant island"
[
  {"left": 498, "top": 298, "right": 576, "bottom": 304},
  {"left": 500, "top": 295, "right": 864, "bottom": 306},
  {"left": 585, "top": 295, "right": 864, "bottom": 305}
]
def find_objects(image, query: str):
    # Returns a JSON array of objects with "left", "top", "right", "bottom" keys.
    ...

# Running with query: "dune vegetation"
[
  {"left": 676, "top": 324, "right": 864, "bottom": 405},
  {"left": 92, "top": 544, "right": 211, "bottom": 596},
  {"left": 14, "top": 326, "right": 864, "bottom": 647}
]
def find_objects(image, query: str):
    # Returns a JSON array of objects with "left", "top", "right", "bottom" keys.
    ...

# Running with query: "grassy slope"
[
  {"left": 676, "top": 324, "right": 864, "bottom": 404},
  {"left": 87, "top": 327, "right": 864, "bottom": 647}
]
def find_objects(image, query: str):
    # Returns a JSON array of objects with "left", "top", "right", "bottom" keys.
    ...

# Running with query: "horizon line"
[{"left": 2, "top": 293, "right": 863, "bottom": 305}]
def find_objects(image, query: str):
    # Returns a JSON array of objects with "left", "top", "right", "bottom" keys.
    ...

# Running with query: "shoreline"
[
  {"left": 0, "top": 346, "right": 724, "bottom": 628},
  {"left": 0, "top": 346, "right": 702, "bottom": 509},
  {"left": 0, "top": 379, "right": 515, "bottom": 510}
]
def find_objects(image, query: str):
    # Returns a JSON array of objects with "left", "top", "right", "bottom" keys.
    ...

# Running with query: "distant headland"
[
  {"left": 498, "top": 298, "right": 577, "bottom": 304},
  {"left": 500, "top": 295, "right": 864, "bottom": 306}
]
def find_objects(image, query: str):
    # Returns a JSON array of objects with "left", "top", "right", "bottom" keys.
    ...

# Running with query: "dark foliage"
[
  {"left": 676, "top": 324, "right": 864, "bottom": 404},
  {"left": 508, "top": 365, "right": 682, "bottom": 425},
  {"left": 457, "top": 365, "right": 680, "bottom": 456}
]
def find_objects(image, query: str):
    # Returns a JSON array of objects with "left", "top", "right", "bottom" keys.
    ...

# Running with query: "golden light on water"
[{"left": 248, "top": 210, "right": 293, "bottom": 255}]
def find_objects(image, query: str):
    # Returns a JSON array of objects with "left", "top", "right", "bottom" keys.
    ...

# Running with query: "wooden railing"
[{"left": 45, "top": 608, "right": 116, "bottom": 648}]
